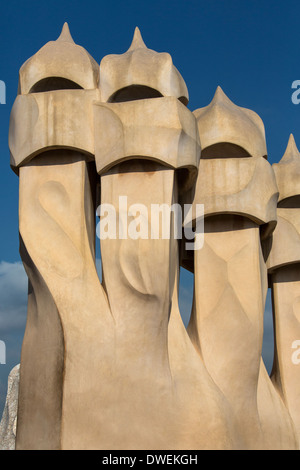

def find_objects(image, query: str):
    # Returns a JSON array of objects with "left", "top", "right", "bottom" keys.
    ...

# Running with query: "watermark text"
[
  {"left": 96, "top": 197, "right": 204, "bottom": 251},
  {"left": 0, "top": 340, "right": 6, "bottom": 364},
  {"left": 291, "top": 80, "right": 300, "bottom": 104},
  {"left": 291, "top": 340, "right": 300, "bottom": 365},
  {"left": 0, "top": 80, "right": 5, "bottom": 104}
]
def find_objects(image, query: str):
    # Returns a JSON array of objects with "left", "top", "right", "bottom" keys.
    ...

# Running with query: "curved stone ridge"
[
  {"left": 18, "top": 23, "right": 99, "bottom": 94},
  {"left": 9, "top": 89, "right": 98, "bottom": 171},
  {"left": 267, "top": 134, "right": 300, "bottom": 271},
  {"left": 194, "top": 86, "right": 267, "bottom": 159},
  {"left": 183, "top": 87, "right": 277, "bottom": 238},
  {"left": 273, "top": 133, "right": 300, "bottom": 203},
  {"left": 93, "top": 96, "right": 200, "bottom": 189},
  {"left": 99, "top": 27, "right": 189, "bottom": 104}
]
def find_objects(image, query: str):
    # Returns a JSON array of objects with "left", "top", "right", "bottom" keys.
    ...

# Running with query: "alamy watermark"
[
  {"left": 291, "top": 80, "right": 300, "bottom": 105},
  {"left": 96, "top": 197, "right": 204, "bottom": 251},
  {"left": 291, "top": 340, "right": 300, "bottom": 365},
  {"left": 0, "top": 341, "right": 6, "bottom": 365},
  {"left": 0, "top": 80, "right": 6, "bottom": 104}
]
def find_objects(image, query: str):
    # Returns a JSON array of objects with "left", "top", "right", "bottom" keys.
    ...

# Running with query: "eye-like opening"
[
  {"left": 178, "top": 96, "right": 188, "bottom": 106},
  {"left": 201, "top": 143, "right": 252, "bottom": 159},
  {"left": 108, "top": 85, "right": 163, "bottom": 103},
  {"left": 278, "top": 195, "right": 300, "bottom": 209},
  {"left": 29, "top": 77, "right": 83, "bottom": 93}
]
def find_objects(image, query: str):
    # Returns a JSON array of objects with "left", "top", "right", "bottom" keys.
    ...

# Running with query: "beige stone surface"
[
  {"left": 257, "top": 359, "right": 298, "bottom": 450},
  {"left": 17, "top": 153, "right": 236, "bottom": 450},
  {"left": 167, "top": 261, "right": 240, "bottom": 450},
  {"left": 94, "top": 97, "right": 200, "bottom": 189},
  {"left": 273, "top": 134, "right": 300, "bottom": 203},
  {"left": 187, "top": 215, "right": 297, "bottom": 449},
  {"left": 9, "top": 89, "right": 97, "bottom": 171},
  {"left": 193, "top": 87, "right": 267, "bottom": 159},
  {"left": 266, "top": 134, "right": 300, "bottom": 447},
  {"left": 181, "top": 88, "right": 278, "bottom": 272},
  {"left": 266, "top": 135, "right": 300, "bottom": 271},
  {"left": 17, "top": 151, "right": 115, "bottom": 450},
  {"left": 6, "top": 25, "right": 300, "bottom": 451},
  {"left": 267, "top": 211, "right": 300, "bottom": 271},
  {"left": 0, "top": 365, "right": 20, "bottom": 451},
  {"left": 99, "top": 161, "right": 237, "bottom": 450},
  {"left": 183, "top": 156, "right": 278, "bottom": 239},
  {"left": 99, "top": 27, "right": 188, "bottom": 104},
  {"left": 188, "top": 215, "right": 266, "bottom": 448},
  {"left": 98, "top": 162, "right": 178, "bottom": 449},
  {"left": 271, "top": 266, "right": 300, "bottom": 444},
  {"left": 18, "top": 23, "right": 99, "bottom": 94},
  {"left": 181, "top": 89, "right": 298, "bottom": 449}
]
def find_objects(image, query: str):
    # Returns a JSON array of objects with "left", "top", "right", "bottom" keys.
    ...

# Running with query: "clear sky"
[{"left": 0, "top": 0, "right": 299, "bottom": 414}]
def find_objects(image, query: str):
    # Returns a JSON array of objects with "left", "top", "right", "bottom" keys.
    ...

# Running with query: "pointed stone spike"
[
  {"left": 99, "top": 25, "right": 189, "bottom": 103},
  {"left": 215, "top": 85, "right": 225, "bottom": 97},
  {"left": 211, "top": 85, "right": 232, "bottom": 105},
  {"left": 272, "top": 133, "right": 300, "bottom": 202},
  {"left": 128, "top": 26, "right": 147, "bottom": 51},
  {"left": 18, "top": 21, "right": 99, "bottom": 94},
  {"left": 193, "top": 84, "right": 267, "bottom": 159},
  {"left": 57, "top": 22, "right": 75, "bottom": 43},
  {"left": 281, "top": 134, "right": 300, "bottom": 162}
]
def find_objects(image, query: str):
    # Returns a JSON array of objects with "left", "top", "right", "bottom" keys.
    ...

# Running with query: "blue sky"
[{"left": 0, "top": 0, "right": 299, "bottom": 414}]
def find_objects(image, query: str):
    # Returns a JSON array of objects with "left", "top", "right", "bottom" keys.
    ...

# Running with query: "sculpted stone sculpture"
[
  {"left": 5, "top": 23, "right": 300, "bottom": 450},
  {"left": 266, "top": 134, "right": 300, "bottom": 443}
]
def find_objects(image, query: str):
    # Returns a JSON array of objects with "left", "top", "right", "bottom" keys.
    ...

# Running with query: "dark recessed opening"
[
  {"left": 29, "top": 77, "right": 83, "bottom": 93},
  {"left": 278, "top": 195, "right": 300, "bottom": 209},
  {"left": 178, "top": 96, "right": 189, "bottom": 107},
  {"left": 108, "top": 85, "right": 163, "bottom": 103},
  {"left": 201, "top": 143, "right": 251, "bottom": 159}
]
